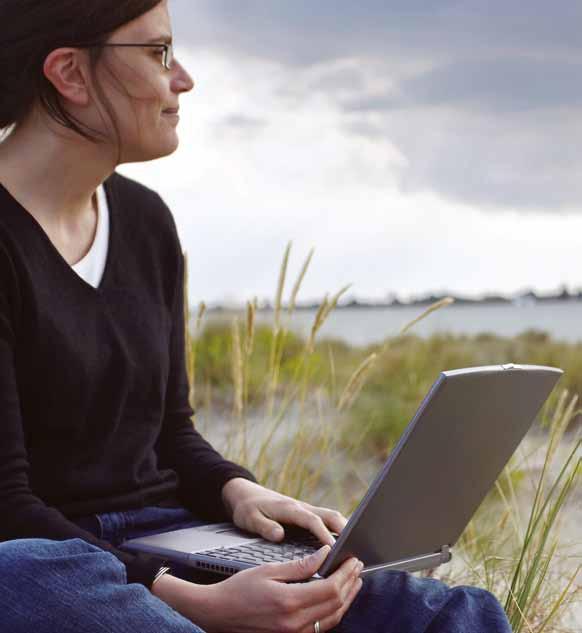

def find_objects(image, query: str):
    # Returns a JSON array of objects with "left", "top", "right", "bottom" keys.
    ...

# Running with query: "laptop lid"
[{"left": 318, "top": 364, "right": 562, "bottom": 576}]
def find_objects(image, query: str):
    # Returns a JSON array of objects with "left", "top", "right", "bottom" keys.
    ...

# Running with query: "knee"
[
  {"left": 434, "top": 585, "right": 511, "bottom": 632},
  {"left": 448, "top": 585, "right": 505, "bottom": 612},
  {"left": 0, "top": 538, "right": 72, "bottom": 571},
  {"left": 0, "top": 536, "right": 98, "bottom": 559},
  {"left": 0, "top": 538, "right": 120, "bottom": 581}
]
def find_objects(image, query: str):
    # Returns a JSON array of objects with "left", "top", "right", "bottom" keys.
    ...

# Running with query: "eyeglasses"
[{"left": 83, "top": 42, "right": 174, "bottom": 70}]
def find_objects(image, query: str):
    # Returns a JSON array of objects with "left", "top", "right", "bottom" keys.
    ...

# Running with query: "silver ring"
[{"left": 314, "top": 621, "right": 321, "bottom": 633}]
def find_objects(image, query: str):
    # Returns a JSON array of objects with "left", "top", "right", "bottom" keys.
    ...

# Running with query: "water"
[{"left": 202, "top": 301, "right": 582, "bottom": 346}]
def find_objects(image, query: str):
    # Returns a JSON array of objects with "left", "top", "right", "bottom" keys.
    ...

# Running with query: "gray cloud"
[
  {"left": 170, "top": 1, "right": 582, "bottom": 212},
  {"left": 343, "top": 105, "right": 582, "bottom": 212},
  {"left": 343, "top": 59, "right": 582, "bottom": 114},
  {"left": 211, "top": 114, "right": 268, "bottom": 142},
  {"left": 172, "top": 2, "right": 582, "bottom": 65},
  {"left": 219, "top": 114, "right": 268, "bottom": 131}
]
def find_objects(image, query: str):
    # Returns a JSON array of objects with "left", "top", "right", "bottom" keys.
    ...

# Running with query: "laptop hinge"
[
  {"left": 354, "top": 545, "right": 453, "bottom": 577},
  {"left": 441, "top": 544, "right": 451, "bottom": 562}
]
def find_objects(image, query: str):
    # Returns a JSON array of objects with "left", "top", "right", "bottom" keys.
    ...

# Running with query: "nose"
[{"left": 171, "top": 57, "right": 195, "bottom": 94}]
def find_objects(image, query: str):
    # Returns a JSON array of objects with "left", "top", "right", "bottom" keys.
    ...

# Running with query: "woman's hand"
[
  {"left": 154, "top": 545, "right": 364, "bottom": 633},
  {"left": 221, "top": 478, "right": 348, "bottom": 546}
]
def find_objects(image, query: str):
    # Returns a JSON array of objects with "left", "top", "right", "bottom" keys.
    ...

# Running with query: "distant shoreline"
[
  {"left": 195, "top": 299, "right": 582, "bottom": 346},
  {"left": 206, "top": 289, "right": 582, "bottom": 312}
]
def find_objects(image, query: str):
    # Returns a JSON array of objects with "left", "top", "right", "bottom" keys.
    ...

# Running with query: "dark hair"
[{"left": 0, "top": 0, "right": 163, "bottom": 144}]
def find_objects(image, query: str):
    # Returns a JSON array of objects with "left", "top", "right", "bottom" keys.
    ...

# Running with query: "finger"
[
  {"left": 264, "top": 545, "right": 332, "bottom": 583},
  {"left": 302, "top": 504, "right": 348, "bottom": 535},
  {"left": 267, "top": 502, "right": 335, "bottom": 546},
  {"left": 289, "top": 556, "right": 362, "bottom": 606},
  {"left": 245, "top": 509, "right": 286, "bottom": 542},
  {"left": 315, "top": 577, "right": 363, "bottom": 632},
  {"left": 296, "top": 564, "right": 363, "bottom": 632}
]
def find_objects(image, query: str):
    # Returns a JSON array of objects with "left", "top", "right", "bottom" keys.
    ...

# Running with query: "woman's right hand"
[{"left": 154, "top": 545, "right": 364, "bottom": 633}]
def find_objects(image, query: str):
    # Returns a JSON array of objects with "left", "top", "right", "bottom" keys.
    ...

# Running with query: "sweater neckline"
[{"left": 0, "top": 176, "right": 116, "bottom": 295}]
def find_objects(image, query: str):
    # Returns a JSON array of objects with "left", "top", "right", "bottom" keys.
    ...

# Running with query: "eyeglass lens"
[{"left": 164, "top": 43, "right": 174, "bottom": 69}]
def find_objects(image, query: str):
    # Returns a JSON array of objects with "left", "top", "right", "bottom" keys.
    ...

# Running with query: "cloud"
[
  {"left": 343, "top": 59, "right": 582, "bottom": 114},
  {"left": 219, "top": 114, "right": 267, "bottom": 130},
  {"left": 212, "top": 113, "right": 268, "bottom": 142},
  {"left": 342, "top": 105, "right": 582, "bottom": 212},
  {"left": 169, "top": 1, "right": 582, "bottom": 212},
  {"left": 172, "top": 2, "right": 582, "bottom": 66}
]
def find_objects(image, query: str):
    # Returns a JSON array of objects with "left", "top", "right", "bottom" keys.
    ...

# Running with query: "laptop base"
[{"left": 189, "top": 544, "right": 452, "bottom": 579}]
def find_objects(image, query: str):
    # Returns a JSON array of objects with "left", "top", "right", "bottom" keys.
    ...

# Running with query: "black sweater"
[{"left": 0, "top": 171, "right": 256, "bottom": 587}]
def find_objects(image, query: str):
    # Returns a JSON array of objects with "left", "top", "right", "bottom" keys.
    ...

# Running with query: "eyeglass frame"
[{"left": 80, "top": 42, "right": 174, "bottom": 70}]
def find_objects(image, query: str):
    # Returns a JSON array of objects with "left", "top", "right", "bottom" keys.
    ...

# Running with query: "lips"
[{"left": 163, "top": 108, "right": 179, "bottom": 114}]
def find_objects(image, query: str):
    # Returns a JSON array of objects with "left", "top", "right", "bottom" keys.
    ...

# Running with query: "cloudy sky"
[{"left": 119, "top": 1, "right": 582, "bottom": 307}]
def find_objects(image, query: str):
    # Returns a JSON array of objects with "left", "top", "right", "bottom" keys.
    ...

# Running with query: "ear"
[{"left": 43, "top": 48, "right": 92, "bottom": 107}]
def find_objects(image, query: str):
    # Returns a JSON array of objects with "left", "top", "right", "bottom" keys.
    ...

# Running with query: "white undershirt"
[{"left": 71, "top": 184, "right": 109, "bottom": 288}]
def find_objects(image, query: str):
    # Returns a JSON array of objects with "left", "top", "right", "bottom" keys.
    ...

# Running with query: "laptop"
[{"left": 123, "top": 363, "right": 562, "bottom": 579}]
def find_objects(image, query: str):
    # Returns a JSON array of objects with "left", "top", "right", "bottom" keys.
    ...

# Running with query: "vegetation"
[
  {"left": 181, "top": 246, "right": 581, "bottom": 632},
  {"left": 192, "top": 322, "right": 582, "bottom": 456}
]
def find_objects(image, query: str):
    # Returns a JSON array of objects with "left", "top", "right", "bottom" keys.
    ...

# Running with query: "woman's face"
[{"left": 92, "top": 0, "right": 194, "bottom": 163}]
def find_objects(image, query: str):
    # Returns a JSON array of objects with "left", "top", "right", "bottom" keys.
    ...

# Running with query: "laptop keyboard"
[{"left": 198, "top": 533, "right": 321, "bottom": 564}]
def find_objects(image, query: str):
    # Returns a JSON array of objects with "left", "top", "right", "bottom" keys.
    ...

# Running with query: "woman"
[{"left": 0, "top": 1, "right": 513, "bottom": 631}]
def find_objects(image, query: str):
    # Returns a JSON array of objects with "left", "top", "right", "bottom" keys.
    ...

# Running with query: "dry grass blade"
[
  {"left": 323, "top": 284, "right": 352, "bottom": 322},
  {"left": 288, "top": 248, "right": 314, "bottom": 316},
  {"left": 506, "top": 585, "right": 536, "bottom": 633},
  {"left": 494, "top": 475, "right": 522, "bottom": 541},
  {"left": 548, "top": 394, "right": 578, "bottom": 465},
  {"left": 267, "top": 244, "right": 292, "bottom": 415},
  {"left": 196, "top": 301, "right": 206, "bottom": 333},
  {"left": 305, "top": 285, "right": 352, "bottom": 355},
  {"left": 245, "top": 298, "right": 257, "bottom": 357},
  {"left": 275, "top": 242, "right": 292, "bottom": 333},
  {"left": 328, "top": 344, "right": 337, "bottom": 399},
  {"left": 307, "top": 294, "right": 329, "bottom": 354},
  {"left": 187, "top": 300, "right": 206, "bottom": 415},
  {"left": 536, "top": 565, "right": 581, "bottom": 633},
  {"left": 231, "top": 317, "right": 244, "bottom": 419},
  {"left": 338, "top": 353, "right": 378, "bottom": 412},
  {"left": 399, "top": 297, "right": 455, "bottom": 336}
]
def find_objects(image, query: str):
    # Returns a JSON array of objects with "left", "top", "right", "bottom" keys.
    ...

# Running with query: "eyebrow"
[{"left": 146, "top": 35, "right": 173, "bottom": 44}]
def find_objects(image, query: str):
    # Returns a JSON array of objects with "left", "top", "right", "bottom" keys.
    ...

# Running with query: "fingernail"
[
  {"left": 315, "top": 545, "right": 330, "bottom": 557},
  {"left": 272, "top": 527, "right": 284, "bottom": 540},
  {"left": 358, "top": 561, "right": 364, "bottom": 572}
]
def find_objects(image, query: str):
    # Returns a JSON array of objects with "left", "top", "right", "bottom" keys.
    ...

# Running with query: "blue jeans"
[{"left": 0, "top": 506, "right": 512, "bottom": 632}]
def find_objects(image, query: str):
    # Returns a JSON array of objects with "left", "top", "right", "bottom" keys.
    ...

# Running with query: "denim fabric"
[
  {"left": 0, "top": 505, "right": 512, "bottom": 633},
  {"left": 0, "top": 537, "right": 203, "bottom": 633},
  {"left": 333, "top": 568, "right": 512, "bottom": 633},
  {"left": 96, "top": 506, "right": 208, "bottom": 546}
]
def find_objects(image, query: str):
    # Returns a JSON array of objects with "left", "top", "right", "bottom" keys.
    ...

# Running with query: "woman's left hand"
[{"left": 221, "top": 478, "right": 348, "bottom": 546}]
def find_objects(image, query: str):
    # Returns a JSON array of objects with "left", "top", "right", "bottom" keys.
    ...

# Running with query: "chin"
[
  {"left": 154, "top": 133, "right": 180, "bottom": 158},
  {"left": 153, "top": 143, "right": 179, "bottom": 160},
  {"left": 121, "top": 137, "right": 180, "bottom": 164}
]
